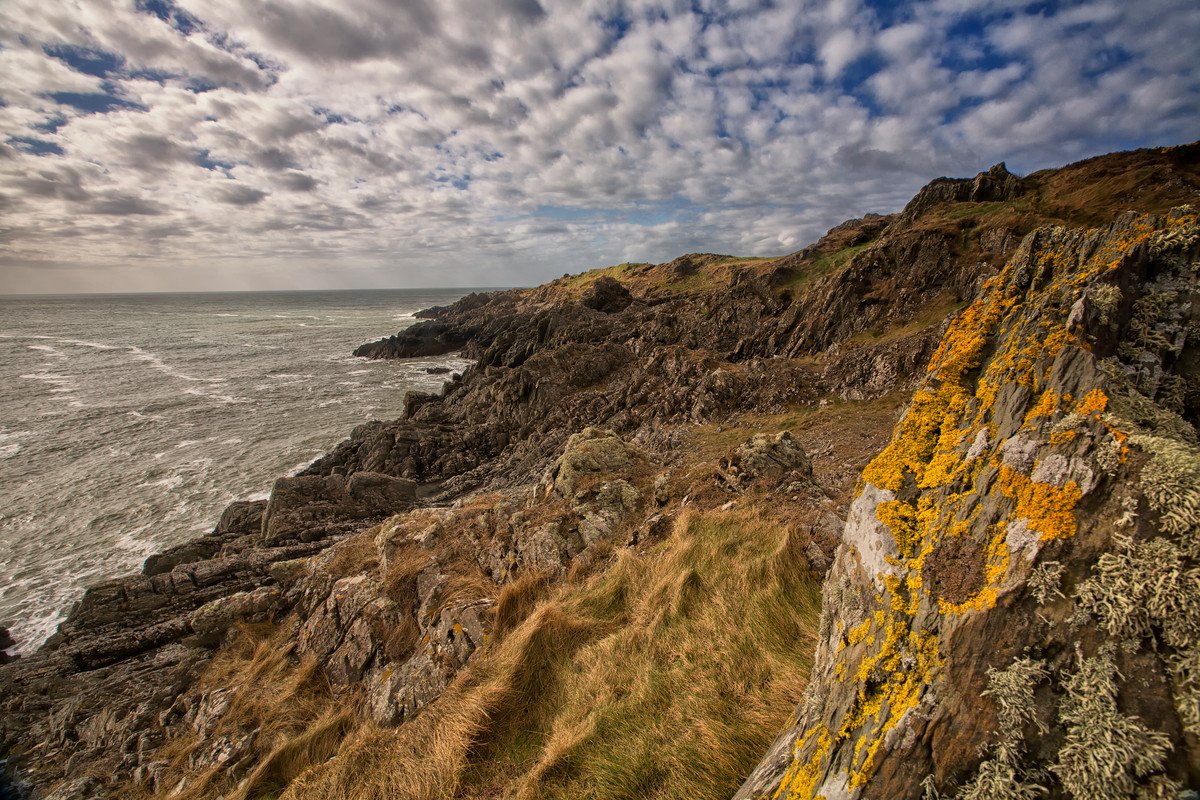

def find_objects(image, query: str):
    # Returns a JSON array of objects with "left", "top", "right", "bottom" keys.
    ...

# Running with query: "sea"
[{"left": 0, "top": 289, "right": 476, "bottom": 655}]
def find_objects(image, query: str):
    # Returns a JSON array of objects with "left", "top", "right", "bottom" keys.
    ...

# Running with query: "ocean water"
[{"left": 0, "top": 289, "right": 474, "bottom": 654}]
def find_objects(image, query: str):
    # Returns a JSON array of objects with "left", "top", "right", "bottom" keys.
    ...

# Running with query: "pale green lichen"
[
  {"left": 1090, "top": 284, "right": 1121, "bottom": 326},
  {"left": 1074, "top": 533, "right": 1200, "bottom": 649},
  {"left": 1166, "top": 643, "right": 1200, "bottom": 738},
  {"left": 1051, "top": 646, "right": 1175, "bottom": 799},
  {"left": 954, "top": 657, "right": 1049, "bottom": 800},
  {"left": 1094, "top": 435, "right": 1123, "bottom": 477},
  {"left": 1027, "top": 561, "right": 1065, "bottom": 605},
  {"left": 1128, "top": 433, "right": 1200, "bottom": 550}
]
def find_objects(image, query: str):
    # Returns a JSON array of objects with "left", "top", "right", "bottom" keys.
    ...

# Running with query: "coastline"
[{"left": 2, "top": 144, "right": 1197, "bottom": 800}]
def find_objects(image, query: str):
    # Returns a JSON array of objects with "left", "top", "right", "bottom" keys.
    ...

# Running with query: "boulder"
[
  {"left": 541, "top": 428, "right": 646, "bottom": 499},
  {"left": 187, "top": 587, "right": 282, "bottom": 644},
  {"left": 718, "top": 431, "right": 813, "bottom": 491},
  {"left": 580, "top": 276, "right": 633, "bottom": 313}
]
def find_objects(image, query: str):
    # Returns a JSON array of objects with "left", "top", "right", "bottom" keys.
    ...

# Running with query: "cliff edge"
[{"left": 1, "top": 143, "right": 1197, "bottom": 800}]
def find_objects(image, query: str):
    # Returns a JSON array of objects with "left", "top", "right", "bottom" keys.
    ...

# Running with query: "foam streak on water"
[{"left": 0, "top": 289, "right": 474, "bottom": 654}]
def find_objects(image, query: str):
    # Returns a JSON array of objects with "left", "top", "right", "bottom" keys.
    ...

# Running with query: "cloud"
[
  {"left": 0, "top": 0, "right": 1197, "bottom": 293},
  {"left": 215, "top": 184, "right": 268, "bottom": 205},
  {"left": 88, "top": 194, "right": 165, "bottom": 215}
]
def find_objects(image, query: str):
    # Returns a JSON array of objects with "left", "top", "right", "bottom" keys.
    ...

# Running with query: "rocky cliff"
[
  {"left": 736, "top": 206, "right": 1200, "bottom": 799},
  {"left": 1, "top": 143, "right": 1197, "bottom": 800}
]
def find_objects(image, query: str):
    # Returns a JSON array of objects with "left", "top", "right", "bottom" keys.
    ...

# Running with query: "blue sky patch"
[{"left": 8, "top": 136, "right": 65, "bottom": 156}]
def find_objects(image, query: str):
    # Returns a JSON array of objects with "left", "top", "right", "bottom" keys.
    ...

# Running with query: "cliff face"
[
  {"left": 737, "top": 208, "right": 1200, "bottom": 799},
  {"left": 1, "top": 143, "right": 1197, "bottom": 800}
]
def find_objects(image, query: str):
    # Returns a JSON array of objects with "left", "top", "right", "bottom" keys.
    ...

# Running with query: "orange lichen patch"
[
  {"left": 1049, "top": 429, "right": 1079, "bottom": 446},
  {"left": 1024, "top": 390, "right": 1063, "bottom": 425},
  {"left": 996, "top": 464, "right": 1082, "bottom": 541},
  {"left": 1073, "top": 388, "right": 1109, "bottom": 418}
]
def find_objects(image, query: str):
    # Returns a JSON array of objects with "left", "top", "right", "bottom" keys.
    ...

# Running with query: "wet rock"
[{"left": 0, "top": 627, "right": 15, "bottom": 664}]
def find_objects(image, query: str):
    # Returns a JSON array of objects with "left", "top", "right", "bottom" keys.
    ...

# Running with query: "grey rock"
[{"left": 718, "top": 431, "right": 812, "bottom": 490}]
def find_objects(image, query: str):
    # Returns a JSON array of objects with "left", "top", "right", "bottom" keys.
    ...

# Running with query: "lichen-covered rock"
[
  {"left": 541, "top": 427, "right": 647, "bottom": 499},
  {"left": 718, "top": 431, "right": 813, "bottom": 491},
  {"left": 738, "top": 208, "right": 1200, "bottom": 800},
  {"left": 187, "top": 586, "right": 282, "bottom": 644},
  {"left": 366, "top": 600, "right": 492, "bottom": 726}
]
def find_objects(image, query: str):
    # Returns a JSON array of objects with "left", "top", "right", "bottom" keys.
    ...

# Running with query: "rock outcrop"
[
  {"left": 737, "top": 208, "right": 1200, "bottom": 799},
  {"left": 2, "top": 142, "right": 1198, "bottom": 800},
  {"left": 0, "top": 474, "right": 409, "bottom": 795}
]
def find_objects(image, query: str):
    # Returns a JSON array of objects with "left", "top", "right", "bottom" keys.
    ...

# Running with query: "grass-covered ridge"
[{"left": 280, "top": 505, "right": 822, "bottom": 800}]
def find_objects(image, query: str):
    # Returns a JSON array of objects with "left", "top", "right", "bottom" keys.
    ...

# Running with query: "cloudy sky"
[{"left": 1, "top": 0, "right": 1197, "bottom": 293}]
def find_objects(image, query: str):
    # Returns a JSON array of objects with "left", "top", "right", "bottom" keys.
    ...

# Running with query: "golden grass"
[
  {"left": 282, "top": 504, "right": 822, "bottom": 800},
  {"left": 147, "top": 624, "right": 344, "bottom": 800}
]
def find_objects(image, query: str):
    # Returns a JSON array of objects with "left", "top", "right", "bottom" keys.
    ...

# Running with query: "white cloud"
[{"left": 0, "top": 0, "right": 1196, "bottom": 293}]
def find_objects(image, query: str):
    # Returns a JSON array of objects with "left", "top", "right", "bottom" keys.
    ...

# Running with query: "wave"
[
  {"left": 138, "top": 474, "right": 184, "bottom": 490},
  {"left": 59, "top": 338, "right": 119, "bottom": 351},
  {"left": 20, "top": 370, "right": 79, "bottom": 395},
  {"left": 28, "top": 344, "right": 68, "bottom": 359},
  {"left": 127, "top": 345, "right": 208, "bottom": 383}
]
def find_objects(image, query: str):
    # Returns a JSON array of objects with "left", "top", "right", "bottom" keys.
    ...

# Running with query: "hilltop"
[{"left": 1, "top": 142, "right": 1198, "bottom": 800}]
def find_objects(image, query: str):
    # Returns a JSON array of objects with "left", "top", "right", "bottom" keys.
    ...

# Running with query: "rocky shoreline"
[{"left": 2, "top": 143, "right": 1198, "bottom": 800}]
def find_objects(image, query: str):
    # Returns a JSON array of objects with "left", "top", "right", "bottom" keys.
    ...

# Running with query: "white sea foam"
[
  {"left": 128, "top": 345, "right": 205, "bottom": 382},
  {"left": 139, "top": 474, "right": 184, "bottom": 490},
  {"left": 28, "top": 344, "right": 68, "bottom": 359},
  {"left": 60, "top": 338, "right": 118, "bottom": 351},
  {"left": 288, "top": 453, "right": 324, "bottom": 475},
  {"left": 20, "top": 371, "right": 79, "bottom": 395}
]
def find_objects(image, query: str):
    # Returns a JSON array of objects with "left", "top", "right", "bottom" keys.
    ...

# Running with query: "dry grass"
[
  {"left": 282, "top": 503, "right": 822, "bottom": 800},
  {"left": 324, "top": 532, "right": 380, "bottom": 577},
  {"left": 148, "top": 624, "right": 344, "bottom": 800}
]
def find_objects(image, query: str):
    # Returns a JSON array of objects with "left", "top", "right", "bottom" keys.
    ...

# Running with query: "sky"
[{"left": 0, "top": 0, "right": 1197, "bottom": 294}]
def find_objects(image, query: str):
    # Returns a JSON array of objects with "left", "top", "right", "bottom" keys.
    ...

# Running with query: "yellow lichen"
[
  {"left": 845, "top": 617, "right": 872, "bottom": 647},
  {"left": 774, "top": 727, "right": 831, "bottom": 800}
]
